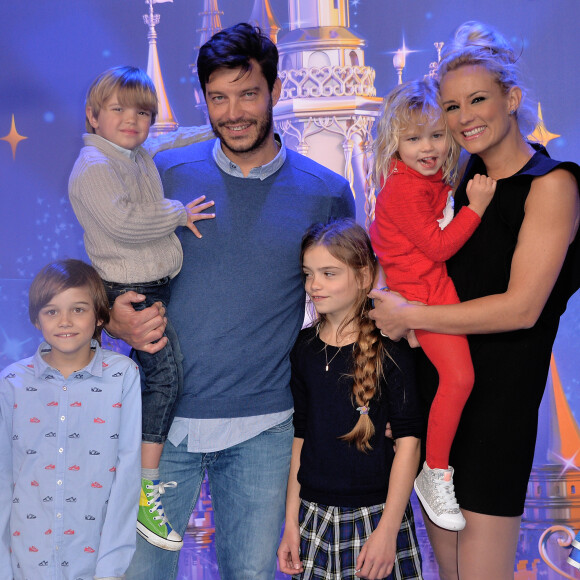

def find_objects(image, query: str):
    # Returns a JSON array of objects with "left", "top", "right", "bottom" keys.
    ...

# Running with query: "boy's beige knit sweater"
[{"left": 69, "top": 133, "right": 187, "bottom": 284}]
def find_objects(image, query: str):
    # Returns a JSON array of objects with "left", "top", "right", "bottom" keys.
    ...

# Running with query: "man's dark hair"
[{"left": 197, "top": 23, "right": 279, "bottom": 95}]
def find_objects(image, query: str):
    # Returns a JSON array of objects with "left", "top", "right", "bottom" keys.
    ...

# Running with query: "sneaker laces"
[
  {"left": 145, "top": 481, "right": 178, "bottom": 526},
  {"left": 433, "top": 475, "right": 460, "bottom": 512}
]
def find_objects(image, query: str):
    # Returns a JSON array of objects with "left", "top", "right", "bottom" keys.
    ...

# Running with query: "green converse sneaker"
[{"left": 137, "top": 478, "right": 183, "bottom": 551}]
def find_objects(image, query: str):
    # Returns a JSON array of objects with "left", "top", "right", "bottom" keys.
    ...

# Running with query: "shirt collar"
[
  {"left": 83, "top": 133, "right": 138, "bottom": 161},
  {"left": 33, "top": 339, "right": 105, "bottom": 379},
  {"left": 212, "top": 133, "right": 286, "bottom": 180}
]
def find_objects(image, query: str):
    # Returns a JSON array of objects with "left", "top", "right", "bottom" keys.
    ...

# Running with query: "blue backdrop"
[{"left": 1, "top": 1, "right": 579, "bottom": 577}]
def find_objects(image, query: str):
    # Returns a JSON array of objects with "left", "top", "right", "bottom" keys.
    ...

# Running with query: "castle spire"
[
  {"left": 547, "top": 354, "right": 580, "bottom": 466},
  {"left": 143, "top": 0, "right": 178, "bottom": 136},
  {"left": 190, "top": 0, "right": 223, "bottom": 124},
  {"left": 249, "top": 0, "right": 282, "bottom": 44},
  {"left": 197, "top": 0, "right": 223, "bottom": 48},
  {"left": 288, "top": 0, "right": 348, "bottom": 30}
]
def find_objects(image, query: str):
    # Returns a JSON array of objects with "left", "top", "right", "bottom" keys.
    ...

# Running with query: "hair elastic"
[{"left": 356, "top": 405, "right": 370, "bottom": 415}]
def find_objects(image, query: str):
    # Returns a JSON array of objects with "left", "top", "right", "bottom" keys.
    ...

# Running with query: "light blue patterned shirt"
[{"left": 0, "top": 340, "right": 142, "bottom": 580}]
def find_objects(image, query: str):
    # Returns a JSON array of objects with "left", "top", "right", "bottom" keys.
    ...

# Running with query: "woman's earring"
[{"left": 509, "top": 108, "right": 516, "bottom": 115}]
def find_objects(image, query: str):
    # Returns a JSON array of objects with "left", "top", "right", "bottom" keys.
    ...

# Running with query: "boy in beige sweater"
[{"left": 69, "top": 65, "right": 214, "bottom": 552}]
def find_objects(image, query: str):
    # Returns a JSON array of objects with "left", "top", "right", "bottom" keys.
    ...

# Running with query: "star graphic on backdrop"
[
  {"left": 1, "top": 115, "right": 28, "bottom": 160},
  {"left": 553, "top": 449, "right": 580, "bottom": 478},
  {"left": 0, "top": 328, "right": 33, "bottom": 363},
  {"left": 527, "top": 103, "right": 560, "bottom": 147}
]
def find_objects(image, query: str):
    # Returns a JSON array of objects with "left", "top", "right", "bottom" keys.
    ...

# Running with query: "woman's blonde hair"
[
  {"left": 437, "top": 21, "right": 537, "bottom": 136},
  {"left": 373, "top": 78, "right": 460, "bottom": 189},
  {"left": 85, "top": 66, "right": 158, "bottom": 133},
  {"left": 301, "top": 219, "right": 387, "bottom": 452}
]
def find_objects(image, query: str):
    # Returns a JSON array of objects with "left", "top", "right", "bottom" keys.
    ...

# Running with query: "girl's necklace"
[{"left": 323, "top": 342, "right": 342, "bottom": 372}]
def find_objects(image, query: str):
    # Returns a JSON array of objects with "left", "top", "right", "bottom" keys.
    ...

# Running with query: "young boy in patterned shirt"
[{"left": 0, "top": 260, "right": 141, "bottom": 580}]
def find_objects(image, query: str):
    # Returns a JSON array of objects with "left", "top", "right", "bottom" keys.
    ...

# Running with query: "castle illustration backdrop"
[{"left": 1, "top": 1, "right": 580, "bottom": 577}]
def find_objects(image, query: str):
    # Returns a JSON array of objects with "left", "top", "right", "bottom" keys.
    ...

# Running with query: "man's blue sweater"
[{"left": 155, "top": 139, "right": 355, "bottom": 419}]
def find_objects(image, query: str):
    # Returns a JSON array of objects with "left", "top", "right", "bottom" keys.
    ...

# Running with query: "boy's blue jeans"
[
  {"left": 125, "top": 414, "right": 294, "bottom": 580},
  {"left": 103, "top": 277, "right": 182, "bottom": 443}
]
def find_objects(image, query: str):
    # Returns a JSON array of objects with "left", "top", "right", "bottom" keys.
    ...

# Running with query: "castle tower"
[
  {"left": 274, "top": 0, "right": 382, "bottom": 226},
  {"left": 520, "top": 355, "right": 580, "bottom": 577},
  {"left": 249, "top": 0, "right": 282, "bottom": 44},
  {"left": 143, "top": 0, "right": 178, "bottom": 136},
  {"left": 196, "top": 0, "right": 223, "bottom": 47},
  {"left": 190, "top": 0, "right": 224, "bottom": 124}
]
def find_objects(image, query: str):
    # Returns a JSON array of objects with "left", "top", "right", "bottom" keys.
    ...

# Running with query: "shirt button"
[
  {"left": 59, "top": 448, "right": 64, "bottom": 453},
  {"left": 56, "top": 513, "right": 62, "bottom": 519},
  {"left": 63, "top": 386, "right": 67, "bottom": 391},
  {"left": 55, "top": 545, "right": 59, "bottom": 551},
  {"left": 57, "top": 480, "right": 62, "bottom": 486},
  {"left": 60, "top": 416, "right": 65, "bottom": 421}
]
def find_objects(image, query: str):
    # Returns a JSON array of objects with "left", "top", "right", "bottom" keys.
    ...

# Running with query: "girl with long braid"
[{"left": 277, "top": 219, "right": 424, "bottom": 580}]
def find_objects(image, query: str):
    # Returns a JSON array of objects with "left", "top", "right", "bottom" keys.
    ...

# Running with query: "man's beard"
[{"left": 211, "top": 99, "right": 274, "bottom": 156}]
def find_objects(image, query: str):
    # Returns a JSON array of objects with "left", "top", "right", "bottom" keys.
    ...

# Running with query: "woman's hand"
[{"left": 368, "top": 289, "right": 413, "bottom": 341}]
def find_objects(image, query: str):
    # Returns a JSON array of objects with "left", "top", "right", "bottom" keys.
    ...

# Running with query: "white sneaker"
[{"left": 414, "top": 462, "right": 466, "bottom": 531}]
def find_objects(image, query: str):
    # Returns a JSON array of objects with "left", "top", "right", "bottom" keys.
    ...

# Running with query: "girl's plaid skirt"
[{"left": 293, "top": 500, "right": 422, "bottom": 580}]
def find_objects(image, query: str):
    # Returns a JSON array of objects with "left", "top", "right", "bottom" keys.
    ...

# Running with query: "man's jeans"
[{"left": 125, "top": 414, "right": 293, "bottom": 580}]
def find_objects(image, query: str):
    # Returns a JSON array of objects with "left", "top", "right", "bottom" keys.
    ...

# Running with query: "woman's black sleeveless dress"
[{"left": 416, "top": 146, "right": 580, "bottom": 516}]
